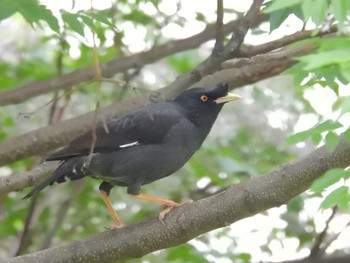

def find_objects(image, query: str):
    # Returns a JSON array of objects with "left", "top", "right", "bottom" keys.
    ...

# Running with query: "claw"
[
  {"left": 104, "top": 222, "right": 124, "bottom": 230},
  {"left": 110, "top": 223, "right": 124, "bottom": 229},
  {"left": 158, "top": 200, "right": 193, "bottom": 223}
]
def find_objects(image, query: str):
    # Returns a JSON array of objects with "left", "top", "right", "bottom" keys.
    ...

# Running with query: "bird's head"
[{"left": 174, "top": 83, "right": 241, "bottom": 127}]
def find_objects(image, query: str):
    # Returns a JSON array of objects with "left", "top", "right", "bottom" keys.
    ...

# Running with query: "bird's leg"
[
  {"left": 133, "top": 193, "right": 191, "bottom": 221},
  {"left": 128, "top": 185, "right": 191, "bottom": 222},
  {"left": 99, "top": 182, "right": 124, "bottom": 228},
  {"left": 133, "top": 193, "right": 179, "bottom": 206}
]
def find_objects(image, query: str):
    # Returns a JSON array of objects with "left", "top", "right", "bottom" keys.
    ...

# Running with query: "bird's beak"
[{"left": 214, "top": 92, "right": 241, "bottom": 104}]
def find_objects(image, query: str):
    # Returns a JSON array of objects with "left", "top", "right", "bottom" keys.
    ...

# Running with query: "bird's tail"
[{"left": 23, "top": 156, "right": 90, "bottom": 199}]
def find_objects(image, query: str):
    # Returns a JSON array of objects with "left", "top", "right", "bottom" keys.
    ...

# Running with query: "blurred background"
[{"left": 1, "top": 0, "right": 350, "bottom": 262}]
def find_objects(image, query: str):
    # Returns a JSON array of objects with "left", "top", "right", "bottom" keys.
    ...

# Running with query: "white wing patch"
[{"left": 119, "top": 141, "right": 140, "bottom": 148}]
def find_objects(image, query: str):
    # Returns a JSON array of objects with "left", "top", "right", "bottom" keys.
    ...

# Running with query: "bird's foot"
[
  {"left": 158, "top": 200, "right": 193, "bottom": 224},
  {"left": 105, "top": 222, "right": 124, "bottom": 230}
]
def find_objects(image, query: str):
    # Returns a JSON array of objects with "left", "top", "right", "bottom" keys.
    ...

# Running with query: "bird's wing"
[{"left": 46, "top": 104, "right": 182, "bottom": 161}]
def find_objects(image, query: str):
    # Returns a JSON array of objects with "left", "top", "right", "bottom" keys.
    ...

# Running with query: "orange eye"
[{"left": 200, "top": 95, "right": 208, "bottom": 102}]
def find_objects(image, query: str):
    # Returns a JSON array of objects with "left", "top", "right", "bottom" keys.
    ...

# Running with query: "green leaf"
[
  {"left": 325, "top": 131, "right": 339, "bottom": 152},
  {"left": 268, "top": 6, "right": 305, "bottom": 32},
  {"left": 167, "top": 51, "right": 202, "bottom": 74},
  {"left": 89, "top": 12, "right": 115, "bottom": 27},
  {"left": 310, "top": 0, "right": 328, "bottom": 25},
  {"left": 331, "top": 0, "right": 349, "bottom": 28},
  {"left": 14, "top": 0, "right": 59, "bottom": 33},
  {"left": 285, "top": 130, "right": 312, "bottom": 145},
  {"left": 332, "top": 97, "right": 345, "bottom": 111},
  {"left": 123, "top": 10, "right": 153, "bottom": 24},
  {"left": 311, "top": 133, "right": 322, "bottom": 145},
  {"left": 78, "top": 14, "right": 94, "bottom": 29},
  {"left": 340, "top": 96, "right": 350, "bottom": 115},
  {"left": 343, "top": 128, "right": 350, "bottom": 142},
  {"left": 301, "top": 0, "right": 314, "bottom": 20},
  {"left": 0, "top": 0, "right": 17, "bottom": 20},
  {"left": 313, "top": 120, "right": 342, "bottom": 133},
  {"left": 263, "top": 0, "right": 303, "bottom": 13},
  {"left": 195, "top": 12, "right": 206, "bottom": 22},
  {"left": 311, "top": 168, "right": 350, "bottom": 193},
  {"left": 320, "top": 186, "right": 350, "bottom": 210},
  {"left": 269, "top": 8, "right": 291, "bottom": 32},
  {"left": 339, "top": 62, "right": 350, "bottom": 82},
  {"left": 285, "top": 120, "right": 342, "bottom": 146},
  {"left": 287, "top": 196, "right": 304, "bottom": 213},
  {"left": 297, "top": 50, "right": 350, "bottom": 70},
  {"left": 39, "top": 7, "right": 60, "bottom": 33},
  {"left": 62, "top": 12, "right": 85, "bottom": 36},
  {"left": 3, "top": 116, "right": 14, "bottom": 126},
  {"left": 237, "top": 253, "right": 252, "bottom": 261}
]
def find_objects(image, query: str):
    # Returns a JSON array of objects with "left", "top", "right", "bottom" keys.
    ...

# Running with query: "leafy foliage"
[
  {"left": 265, "top": 0, "right": 350, "bottom": 30},
  {"left": 311, "top": 168, "right": 350, "bottom": 211},
  {"left": 0, "top": 0, "right": 59, "bottom": 32}
]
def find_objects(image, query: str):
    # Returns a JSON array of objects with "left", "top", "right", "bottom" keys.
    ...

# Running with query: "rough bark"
[{"left": 278, "top": 254, "right": 350, "bottom": 263}]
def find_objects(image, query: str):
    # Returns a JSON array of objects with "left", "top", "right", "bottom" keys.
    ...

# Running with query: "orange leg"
[
  {"left": 100, "top": 190, "right": 124, "bottom": 228},
  {"left": 133, "top": 193, "right": 192, "bottom": 220}
]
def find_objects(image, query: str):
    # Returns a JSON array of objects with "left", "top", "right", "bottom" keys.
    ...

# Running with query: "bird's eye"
[{"left": 200, "top": 95, "right": 208, "bottom": 102}]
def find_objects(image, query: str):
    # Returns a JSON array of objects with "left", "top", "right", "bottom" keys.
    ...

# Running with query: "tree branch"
[
  {"left": 309, "top": 206, "right": 338, "bottom": 258},
  {"left": 237, "top": 26, "right": 337, "bottom": 57},
  {"left": 276, "top": 254, "right": 350, "bottom": 263},
  {"left": 214, "top": 0, "right": 224, "bottom": 50},
  {"left": 7, "top": 138, "right": 350, "bottom": 263},
  {"left": 195, "top": 43, "right": 315, "bottom": 87},
  {"left": 0, "top": 14, "right": 267, "bottom": 106},
  {"left": 0, "top": 162, "right": 56, "bottom": 195}
]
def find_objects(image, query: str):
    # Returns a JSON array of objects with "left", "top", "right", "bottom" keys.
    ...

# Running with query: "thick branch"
[
  {"left": 8, "top": 138, "right": 350, "bottom": 263},
  {"left": 276, "top": 254, "right": 350, "bottom": 263},
  {"left": 0, "top": 162, "right": 56, "bottom": 195},
  {"left": 0, "top": 14, "right": 267, "bottom": 106}
]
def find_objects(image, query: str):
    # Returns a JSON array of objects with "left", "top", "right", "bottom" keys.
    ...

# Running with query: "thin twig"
[
  {"left": 321, "top": 218, "right": 350, "bottom": 253},
  {"left": 214, "top": 0, "right": 224, "bottom": 51},
  {"left": 39, "top": 181, "right": 83, "bottom": 250},
  {"left": 88, "top": 0, "right": 104, "bottom": 155},
  {"left": 309, "top": 206, "right": 338, "bottom": 258},
  {"left": 13, "top": 197, "right": 38, "bottom": 256},
  {"left": 17, "top": 82, "right": 89, "bottom": 119}
]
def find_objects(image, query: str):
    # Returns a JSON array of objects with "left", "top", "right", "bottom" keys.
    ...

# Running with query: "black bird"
[{"left": 24, "top": 84, "right": 241, "bottom": 227}]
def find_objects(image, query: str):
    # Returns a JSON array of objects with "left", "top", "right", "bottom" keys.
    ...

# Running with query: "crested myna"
[{"left": 24, "top": 84, "right": 241, "bottom": 227}]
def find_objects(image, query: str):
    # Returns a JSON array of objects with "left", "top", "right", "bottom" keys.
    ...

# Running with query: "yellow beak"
[{"left": 214, "top": 92, "right": 241, "bottom": 104}]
